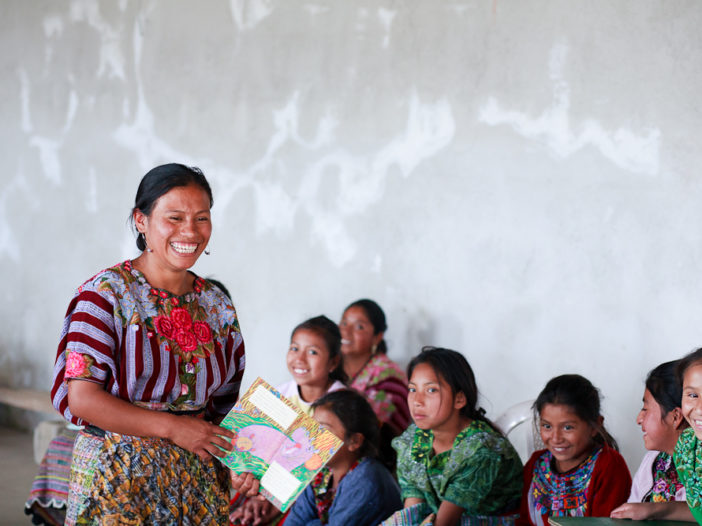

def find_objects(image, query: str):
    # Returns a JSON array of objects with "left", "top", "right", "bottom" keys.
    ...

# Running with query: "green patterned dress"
[{"left": 392, "top": 420, "right": 523, "bottom": 521}]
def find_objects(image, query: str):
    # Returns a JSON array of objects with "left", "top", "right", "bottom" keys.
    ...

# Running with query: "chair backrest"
[{"left": 495, "top": 399, "right": 543, "bottom": 463}]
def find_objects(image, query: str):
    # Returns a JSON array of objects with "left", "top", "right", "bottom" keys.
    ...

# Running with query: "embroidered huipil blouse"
[
  {"left": 674, "top": 428, "right": 702, "bottom": 524},
  {"left": 51, "top": 261, "right": 245, "bottom": 424},
  {"left": 393, "top": 421, "right": 523, "bottom": 516}
]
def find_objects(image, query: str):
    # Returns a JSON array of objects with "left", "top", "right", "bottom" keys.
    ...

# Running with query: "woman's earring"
[
  {"left": 371, "top": 344, "right": 378, "bottom": 354},
  {"left": 139, "top": 232, "right": 153, "bottom": 253},
  {"left": 204, "top": 247, "right": 211, "bottom": 255}
]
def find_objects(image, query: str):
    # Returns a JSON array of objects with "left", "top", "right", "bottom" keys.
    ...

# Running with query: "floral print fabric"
[
  {"left": 393, "top": 421, "right": 523, "bottom": 517},
  {"left": 644, "top": 452, "right": 683, "bottom": 502},
  {"left": 674, "top": 427, "right": 702, "bottom": 523}
]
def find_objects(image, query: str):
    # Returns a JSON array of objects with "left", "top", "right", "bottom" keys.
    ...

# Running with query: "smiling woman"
[{"left": 50, "top": 163, "right": 246, "bottom": 526}]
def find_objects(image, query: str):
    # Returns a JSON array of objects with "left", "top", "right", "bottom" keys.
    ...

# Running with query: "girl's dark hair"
[
  {"left": 344, "top": 299, "right": 388, "bottom": 354},
  {"left": 646, "top": 360, "right": 684, "bottom": 419},
  {"left": 407, "top": 346, "right": 498, "bottom": 431},
  {"left": 534, "top": 374, "right": 619, "bottom": 450},
  {"left": 130, "top": 163, "right": 213, "bottom": 251},
  {"left": 292, "top": 316, "right": 348, "bottom": 384},
  {"left": 677, "top": 348, "right": 702, "bottom": 387},
  {"left": 312, "top": 389, "right": 380, "bottom": 459}
]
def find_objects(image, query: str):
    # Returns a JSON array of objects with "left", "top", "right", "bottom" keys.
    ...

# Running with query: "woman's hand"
[
  {"left": 230, "top": 471, "right": 260, "bottom": 497},
  {"left": 67, "top": 380, "right": 234, "bottom": 461},
  {"left": 167, "top": 415, "right": 234, "bottom": 461}
]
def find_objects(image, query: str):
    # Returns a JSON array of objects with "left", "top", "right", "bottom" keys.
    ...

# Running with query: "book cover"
[{"left": 218, "top": 377, "right": 343, "bottom": 512}]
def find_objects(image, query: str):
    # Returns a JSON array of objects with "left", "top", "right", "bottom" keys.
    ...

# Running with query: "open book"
[{"left": 218, "top": 377, "right": 343, "bottom": 513}]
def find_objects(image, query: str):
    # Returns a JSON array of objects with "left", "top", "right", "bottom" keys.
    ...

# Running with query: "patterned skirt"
[{"left": 66, "top": 428, "right": 230, "bottom": 525}]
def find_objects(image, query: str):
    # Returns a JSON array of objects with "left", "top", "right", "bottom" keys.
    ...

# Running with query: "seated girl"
[
  {"left": 230, "top": 315, "right": 347, "bottom": 526},
  {"left": 610, "top": 360, "right": 692, "bottom": 521},
  {"left": 672, "top": 347, "right": 702, "bottom": 524},
  {"left": 286, "top": 389, "right": 403, "bottom": 525},
  {"left": 387, "top": 347, "right": 523, "bottom": 526},
  {"left": 518, "top": 375, "right": 631, "bottom": 526}
]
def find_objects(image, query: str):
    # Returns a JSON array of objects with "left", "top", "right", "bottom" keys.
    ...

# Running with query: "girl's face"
[
  {"left": 637, "top": 388, "right": 681, "bottom": 454},
  {"left": 408, "top": 362, "right": 464, "bottom": 432},
  {"left": 682, "top": 363, "right": 702, "bottom": 439},
  {"left": 539, "top": 403, "right": 598, "bottom": 473},
  {"left": 339, "top": 306, "right": 382, "bottom": 358},
  {"left": 286, "top": 329, "right": 337, "bottom": 390},
  {"left": 134, "top": 184, "right": 212, "bottom": 273}
]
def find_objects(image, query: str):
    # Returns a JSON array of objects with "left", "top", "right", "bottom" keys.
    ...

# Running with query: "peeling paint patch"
[
  {"left": 378, "top": 8, "right": 396, "bottom": 48},
  {"left": 303, "top": 4, "right": 329, "bottom": 15},
  {"left": 479, "top": 42, "right": 660, "bottom": 175},
  {"left": 18, "top": 69, "right": 32, "bottom": 133},
  {"left": 43, "top": 15, "right": 63, "bottom": 38},
  {"left": 69, "top": 0, "right": 125, "bottom": 80},
  {"left": 229, "top": 0, "right": 274, "bottom": 30},
  {"left": 30, "top": 137, "right": 62, "bottom": 184}
]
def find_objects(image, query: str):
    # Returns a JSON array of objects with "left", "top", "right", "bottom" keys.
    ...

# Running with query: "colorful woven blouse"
[
  {"left": 644, "top": 452, "right": 684, "bottom": 502},
  {"left": 674, "top": 427, "right": 702, "bottom": 524},
  {"left": 530, "top": 448, "right": 601, "bottom": 516},
  {"left": 51, "top": 260, "right": 245, "bottom": 424},
  {"left": 393, "top": 421, "right": 523, "bottom": 516},
  {"left": 350, "top": 353, "right": 410, "bottom": 433}
]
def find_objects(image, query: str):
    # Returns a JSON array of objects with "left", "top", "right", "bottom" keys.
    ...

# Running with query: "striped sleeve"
[
  {"left": 51, "top": 289, "right": 118, "bottom": 425},
  {"left": 207, "top": 326, "right": 246, "bottom": 418}
]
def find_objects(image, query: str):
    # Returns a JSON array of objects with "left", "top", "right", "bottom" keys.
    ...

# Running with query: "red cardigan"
[{"left": 517, "top": 446, "right": 631, "bottom": 526}]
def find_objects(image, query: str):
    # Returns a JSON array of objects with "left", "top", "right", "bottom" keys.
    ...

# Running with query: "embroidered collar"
[
  {"left": 312, "top": 459, "right": 362, "bottom": 523},
  {"left": 531, "top": 446, "right": 602, "bottom": 517}
]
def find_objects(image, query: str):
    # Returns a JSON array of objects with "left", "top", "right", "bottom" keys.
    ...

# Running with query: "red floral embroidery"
[
  {"left": 154, "top": 315, "right": 175, "bottom": 338},
  {"left": 193, "top": 321, "right": 212, "bottom": 343},
  {"left": 65, "top": 351, "right": 91, "bottom": 378},
  {"left": 171, "top": 308, "right": 193, "bottom": 330},
  {"left": 180, "top": 384, "right": 189, "bottom": 396},
  {"left": 175, "top": 328, "right": 198, "bottom": 352}
]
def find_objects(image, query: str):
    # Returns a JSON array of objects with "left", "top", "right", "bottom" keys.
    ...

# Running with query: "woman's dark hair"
[
  {"left": 130, "top": 163, "right": 213, "bottom": 251},
  {"left": 534, "top": 374, "right": 619, "bottom": 450},
  {"left": 677, "top": 348, "right": 702, "bottom": 387},
  {"left": 407, "top": 346, "right": 498, "bottom": 431},
  {"left": 312, "top": 389, "right": 380, "bottom": 459},
  {"left": 344, "top": 299, "right": 388, "bottom": 354},
  {"left": 292, "top": 316, "right": 348, "bottom": 384}
]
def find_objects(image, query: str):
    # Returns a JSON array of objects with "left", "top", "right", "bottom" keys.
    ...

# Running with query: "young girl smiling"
[
  {"left": 610, "top": 360, "right": 691, "bottom": 521},
  {"left": 518, "top": 375, "right": 631, "bottom": 526}
]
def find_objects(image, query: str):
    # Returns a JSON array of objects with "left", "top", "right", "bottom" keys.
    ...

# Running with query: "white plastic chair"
[{"left": 495, "top": 399, "right": 542, "bottom": 463}]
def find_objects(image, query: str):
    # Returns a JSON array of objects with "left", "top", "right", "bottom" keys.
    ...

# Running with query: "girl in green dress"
[{"left": 386, "top": 347, "right": 522, "bottom": 526}]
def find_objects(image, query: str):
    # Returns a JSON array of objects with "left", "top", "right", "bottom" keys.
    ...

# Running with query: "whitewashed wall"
[{"left": 2, "top": 0, "right": 702, "bottom": 469}]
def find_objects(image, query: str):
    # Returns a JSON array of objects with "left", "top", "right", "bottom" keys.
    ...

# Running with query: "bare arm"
[
  {"left": 68, "top": 379, "right": 234, "bottom": 460},
  {"left": 610, "top": 502, "right": 695, "bottom": 522},
  {"left": 433, "top": 500, "right": 465, "bottom": 526}
]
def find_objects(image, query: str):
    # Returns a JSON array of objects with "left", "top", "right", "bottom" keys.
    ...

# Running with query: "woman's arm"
[
  {"left": 610, "top": 502, "right": 695, "bottom": 521},
  {"left": 68, "top": 380, "right": 233, "bottom": 460}
]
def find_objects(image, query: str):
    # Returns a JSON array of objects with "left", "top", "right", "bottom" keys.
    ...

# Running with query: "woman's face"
[
  {"left": 339, "top": 306, "right": 381, "bottom": 358},
  {"left": 637, "top": 388, "right": 681, "bottom": 454},
  {"left": 134, "top": 184, "right": 212, "bottom": 274},
  {"left": 286, "top": 329, "right": 336, "bottom": 390}
]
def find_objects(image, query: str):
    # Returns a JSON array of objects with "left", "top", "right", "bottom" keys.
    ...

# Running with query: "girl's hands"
[
  {"left": 230, "top": 471, "right": 260, "bottom": 497},
  {"left": 229, "top": 496, "right": 276, "bottom": 526},
  {"left": 167, "top": 414, "right": 234, "bottom": 461},
  {"left": 610, "top": 503, "right": 650, "bottom": 520}
]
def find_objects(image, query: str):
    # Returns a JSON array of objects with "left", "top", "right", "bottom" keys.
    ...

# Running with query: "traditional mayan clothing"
[
  {"left": 629, "top": 450, "right": 685, "bottom": 503},
  {"left": 674, "top": 428, "right": 702, "bottom": 524},
  {"left": 350, "top": 353, "right": 410, "bottom": 434},
  {"left": 51, "top": 260, "right": 245, "bottom": 525},
  {"left": 518, "top": 446, "right": 631, "bottom": 526},
  {"left": 286, "top": 457, "right": 402, "bottom": 526},
  {"left": 392, "top": 421, "right": 522, "bottom": 524}
]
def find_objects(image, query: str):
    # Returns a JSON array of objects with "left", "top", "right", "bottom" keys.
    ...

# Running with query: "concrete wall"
[{"left": 2, "top": 0, "right": 701, "bottom": 469}]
